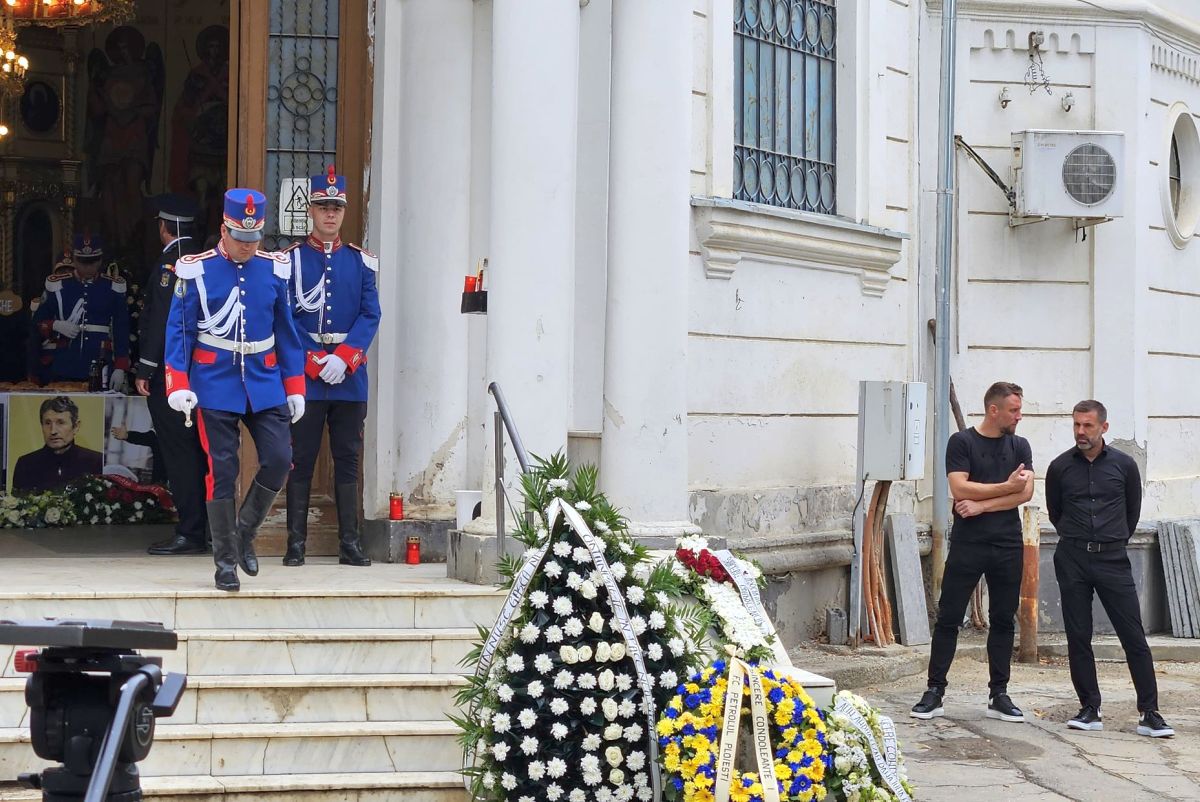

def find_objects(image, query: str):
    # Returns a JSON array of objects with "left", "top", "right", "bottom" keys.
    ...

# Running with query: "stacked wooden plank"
[{"left": 1158, "top": 520, "right": 1200, "bottom": 638}]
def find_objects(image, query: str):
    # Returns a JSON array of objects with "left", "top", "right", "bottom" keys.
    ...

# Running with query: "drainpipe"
[{"left": 932, "top": 0, "right": 959, "bottom": 596}]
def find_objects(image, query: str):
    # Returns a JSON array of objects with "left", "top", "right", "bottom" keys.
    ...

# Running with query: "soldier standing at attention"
[
  {"left": 164, "top": 189, "right": 307, "bottom": 591},
  {"left": 31, "top": 234, "right": 130, "bottom": 389},
  {"left": 283, "top": 166, "right": 380, "bottom": 567},
  {"left": 136, "top": 194, "right": 210, "bottom": 556}
]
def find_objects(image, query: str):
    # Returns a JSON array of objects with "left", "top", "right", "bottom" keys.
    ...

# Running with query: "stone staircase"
[{"left": 0, "top": 558, "right": 503, "bottom": 801}]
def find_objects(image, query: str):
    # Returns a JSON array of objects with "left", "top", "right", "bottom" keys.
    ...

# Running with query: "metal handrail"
[
  {"left": 488, "top": 382, "right": 531, "bottom": 556},
  {"left": 488, "top": 382, "right": 530, "bottom": 473}
]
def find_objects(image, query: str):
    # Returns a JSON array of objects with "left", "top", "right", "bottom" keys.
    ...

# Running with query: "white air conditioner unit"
[{"left": 1010, "top": 129, "right": 1125, "bottom": 225}]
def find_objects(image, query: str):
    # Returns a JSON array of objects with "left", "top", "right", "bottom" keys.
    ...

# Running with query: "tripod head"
[{"left": 0, "top": 619, "right": 186, "bottom": 802}]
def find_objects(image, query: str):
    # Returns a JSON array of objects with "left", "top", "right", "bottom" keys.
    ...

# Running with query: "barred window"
[{"left": 734, "top": 0, "right": 836, "bottom": 214}]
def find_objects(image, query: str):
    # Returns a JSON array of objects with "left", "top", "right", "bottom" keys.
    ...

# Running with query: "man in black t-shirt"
[{"left": 912, "top": 381, "right": 1034, "bottom": 724}]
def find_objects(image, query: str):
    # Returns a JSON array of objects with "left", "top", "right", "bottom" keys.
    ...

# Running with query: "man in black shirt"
[
  {"left": 1046, "top": 399, "right": 1173, "bottom": 738},
  {"left": 912, "top": 381, "right": 1034, "bottom": 723}
]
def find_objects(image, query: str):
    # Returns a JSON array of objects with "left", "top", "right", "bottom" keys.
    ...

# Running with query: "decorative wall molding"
[
  {"left": 691, "top": 197, "right": 907, "bottom": 297},
  {"left": 968, "top": 23, "right": 1096, "bottom": 55},
  {"left": 1153, "top": 43, "right": 1200, "bottom": 84}
]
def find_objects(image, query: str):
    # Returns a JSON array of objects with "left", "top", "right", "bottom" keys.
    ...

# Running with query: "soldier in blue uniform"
[
  {"left": 164, "top": 189, "right": 307, "bottom": 591},
  {"left": 31, "top": 234, "right": 130, "bottom": 388},
  {"left": 283, "top": 166, "right": 381, "bottom": 567},
  {"left": 136, "top": 194, "right": 210, "bottom": 556}
]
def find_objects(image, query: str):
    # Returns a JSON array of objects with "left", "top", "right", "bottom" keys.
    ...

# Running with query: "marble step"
[
  {"left": 0, "top": 720, "right": 464, "bottom": 779},
  {"left": 2, "top": 627, "right": 480, "bottom": 679},
  {"left": 0, "top": 673, "right": 469, "bottom": 727},
  {"left": 0, "top": 771, "right": 468, "bottom": 802},
  {"left": 0, "top": 586, "right": 504, "bottom": 631}
]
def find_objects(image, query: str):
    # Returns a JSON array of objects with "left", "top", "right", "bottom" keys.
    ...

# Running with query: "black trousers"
[
  {"left": 928, "top": 539, "right": 1024, "bottom": 696},
  {"left": 289, "top": 401, "right": 367, "bottom": 486},
  {"left": 1054, "top": 542, "right": 1158, "bottom": 712},
  {"left": 194, "top": 405, "right": 293, "bottom": 500},
  {"left": 147, "top": 375, "right": 209, "bottom": 543}
]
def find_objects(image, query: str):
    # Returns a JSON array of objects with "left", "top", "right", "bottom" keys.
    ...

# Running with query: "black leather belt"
[{"left": 1062, "top": 538, "right": 1125, "bottom": 553}]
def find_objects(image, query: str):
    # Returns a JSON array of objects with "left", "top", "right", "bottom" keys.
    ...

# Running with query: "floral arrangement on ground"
[
  {"left": 673, "top": 534, "right": 774, "bottom": 662},
  {"left": 454, "top": 453, "right": 712, "bottom": 802},
  {"left": 0, "top": 474, "right": 176, "bottom": 528},
  {"left": 824, "top": 691, "right": 915, "bottom": 802}
]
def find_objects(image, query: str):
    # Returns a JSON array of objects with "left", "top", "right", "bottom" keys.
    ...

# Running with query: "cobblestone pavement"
[{"left": 861, "top": 656, "right": 1200, "bottom": 801}]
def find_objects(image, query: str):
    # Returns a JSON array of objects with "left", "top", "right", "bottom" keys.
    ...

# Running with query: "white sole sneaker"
[
  {"left": 1137, "top": 724, "right": 1175, "bottom": 738},
  {"left": 910, "top": 707, "right": 944, "bottom": 720},
  {"left": 986, "top": 708, "right": 1026, "bottom": 723},
  {"left": 1067, "top": 720, "right": 1103, "bottom": 731}
]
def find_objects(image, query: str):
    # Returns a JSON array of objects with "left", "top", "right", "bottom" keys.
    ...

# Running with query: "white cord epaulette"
[
  {"left": 348, "top": 243, "right": 378, "bottom": 271},
  {"left": 175, "top": 249, "right": 214, "bottom": 279},
  {"left": 259, "top": 250, "right": 292, "bottom": 279}
]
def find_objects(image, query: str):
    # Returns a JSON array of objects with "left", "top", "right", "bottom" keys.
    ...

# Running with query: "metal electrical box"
[{"left": 857, "top": 381, "right": 927, "bottom": 481}]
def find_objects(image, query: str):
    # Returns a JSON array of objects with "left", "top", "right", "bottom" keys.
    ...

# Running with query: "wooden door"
[{"left": 226, "top": 0, "right": 374, "bottom": 553}]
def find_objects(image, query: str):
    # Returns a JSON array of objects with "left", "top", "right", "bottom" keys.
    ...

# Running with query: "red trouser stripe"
[{"left": 194, "top": 409, "right": 216, "bottom": 501}]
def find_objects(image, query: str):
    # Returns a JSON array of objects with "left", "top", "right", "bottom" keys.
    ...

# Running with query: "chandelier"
[
  {"left": 0, "top": 11, "right": 29, "bottom": 102},
  {"left": 3, "top": 0, "right": 135, "bottom": 27}
]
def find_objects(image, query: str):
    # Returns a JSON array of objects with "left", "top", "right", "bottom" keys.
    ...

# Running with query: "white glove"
[
  {"left": 52, "top": 320, "right": 81, "bottom": 338},
  {"left": 167, "top": 390, "right": 198, "bottom": 415},
  {"left": 109, "top": 369, "right": 126, "bottom": 392},
  {"left": 287, "top": 394, "right": 306, "bottom": 423},
  {"left": 316, "top": 353, "right": 348, "bottom": 385}
]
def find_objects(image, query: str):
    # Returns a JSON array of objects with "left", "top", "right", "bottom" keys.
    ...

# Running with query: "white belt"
[
  {"left": 307, "top": 331, "right": 348, "bottom": 344},
  {"left": 198, "top": 332, "right": 276, "bottom": 355},
  {"left": 81, "top": 324, "right": 110, "bottom": 334}
]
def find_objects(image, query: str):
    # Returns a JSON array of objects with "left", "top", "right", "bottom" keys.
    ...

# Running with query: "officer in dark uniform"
[
  {"left": 283, "top": 166, "right": 381, "bottom": 567},
  {"left": 31, "top": 235, "right": 130, "bottom": 387},
  {"left": 164, "top": 189, "right": 307, "bottom": 591},
  {"left": 136, "top": 194, "right": 210, "bottom": 555}
]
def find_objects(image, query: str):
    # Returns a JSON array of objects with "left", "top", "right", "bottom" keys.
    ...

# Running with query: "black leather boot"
[
  {"left": 335, "top": 483, "right": 371, "bottom": 566},
  {"left": 236, "top": 481, "right": 280, "bottom": 576},
  {"left": 283, "top": 481, "right": 310, "bottom": 567},
  {"left": 207, "top": 499, "right": 240, "bottom": 592}
]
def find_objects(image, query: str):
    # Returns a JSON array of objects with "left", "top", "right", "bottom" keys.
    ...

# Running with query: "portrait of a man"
[{"left": 11, "top": 396, "right": 103, "bottom": 494}]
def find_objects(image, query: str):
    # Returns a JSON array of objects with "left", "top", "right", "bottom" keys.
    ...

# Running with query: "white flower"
[
  {"left": 580, "top": 581, "right": 598, "bottom": 600},
  {"left": 545, "top": 560, "right": 563, "bottom": 578},
  {"left": 573, "top": 546, "right": 591, "bottom": 564},
  {"left": 626, "top": 751, "right": 645, "bottom": 771},
  {"left": 544, "top": 625, "right": 564, "bottom": 643},
  {"left": 575, "top": 500, "right": 592, "bottom": 511},
  {"left": 602, "top": 698, "right": 620, "bottom": 721},
  {"left": 582, "top": 754, "right": 601, "bottom": 774},
  {"left": 505, "top": 654, "right": 524, "bottom": 672},
  {"left": 595, "top": 642, "right": 612, "bottom": 662},
  {"left": 549, "top": 477, "right": 570, "bottom": 490},
  {"left": 534, "top": 653, "right": 554, "bottom": 674},
  {"left": 604, "top": 723, "right": 623, "bottom": 740},
  {"left": 554, "top": 669, "right": 574, "bottom": 689},
  {"left": 585, "top": 770, "right": 604, "bottom": 787},
  {"left": 566, "top": 572, "right": 584, "bottom": 590},
  {"left": 618, "top": 699, "right": 636, "bottom": 718},
  {"left": 563, "top": 617, "right": 585, "bottom": 637},
  {"left": 605, "top": 745, "right": 624, "bottom": 767},
  {"left": 45, "top": 508, "right": 62, "bottom": 524},
  {"left": 655, "top": 591, "right": 670, "bottom": 607},
  {"left": 547, "top": 757, "right": 567, "bottom": 778},
  {"left": 520, "top": 622, "right": 541, "bottom": 643},
  {"left": 598, "top": 669, "right": 615, "bottom": 691},
  {"left": 546, "top": 784, "right": 563, "bottom": 801},
  {"left": 551, "top": 722, "right": 568, "bottom": 739},
  {"left": 610, "top": 562, "right": 627, "bottom": 580},
  {"left": 645, "top": 643, "right": 662, "bottom": 660},
  {"left": 501, "top": 773, "right": 518, "bottom": 790},
  {"left": 519, "top": 735, "right": 538, "bottom": 756},
  {"left": 553, "top": 539, "right": 571, "bottom": 557},
  {"left": 597, "top": 787, "right": 614, "bottom": 801},
  {"left": 529, "top": 590, "right": 550, "bottom": 608},
  {"left": 528, "top": 761, "right": 546, "bottom": 781},
  {"left": 576, "top": 644, "right": 593, "bottom": 662},
  {"left": 676, "top": 534, "right": 710, "bottom": 554},
  {"left": 648, "top": 611, "right": 666, "bottom": 630},
  {"left": 581, "top": 698, "right": 598, "bottom": 716},
  {"left": 497, "top": 684, "right": 514, "bottom": 702},
  {"left": 668, "top": 637, "right": 685, "bottom": 657},
  {"left": 550, "top": 697, "right": 569, "bottom": 715},
  {"left": 518, "top": 708, "right": 537, "bottom": 729},
  {"left": 491, "top": 742, "right": 509, "bottom": 761},
  {"left": 577, "top": 672, "right": 597, "bottom": 689},
  {"left": 623, "top": 723, "right": 643, "bottom": 742},
  {"left": 553, "top": 596, "right": 573, "bottom": 616},
  {"left": 629, "top": 616, "right": 647, "bottom": 636},
  {"left": 637, "top": 787, "right": 653, "bottom": 801},
  {"left": 589, "top": 612, "right": 605, "bottom": 633},
  {"left": 570, "top": 789, "right": 587, "bottom": 802},
  {"left": 481, "top": 772, "right": 494, "bottom": 789},
  {"left": 527, "top": 680, "right": 545, "bottom": 698},
  {"left": 615, "top": 673, "right": 633, "bottom": 692},
  {"left": 491, "top": 712, "right": 511, "bottom": 733},
  {"left": 610, "top": 643, "right": 627, "bottom": 661},
  {"left": 560, "top": 645, "right": 579, "bottom": 664},
  {"left": 609, "top": 769, "right": 625, "bottom": 786},
  {"left": 658, "top": 670, "right": 678, "bottom": 688}
]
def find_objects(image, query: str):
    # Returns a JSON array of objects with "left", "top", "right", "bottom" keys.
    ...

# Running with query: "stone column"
[
  {"left": 454, "top": 1, "right": 580, "bottom": 578},
  {"left": 598, "top": 0, "right": 698, "bottom": 541}
]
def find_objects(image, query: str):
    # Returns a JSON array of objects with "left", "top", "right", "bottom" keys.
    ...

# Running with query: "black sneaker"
[
  {"left": 910, "top": 688, "right": 944, "bottom": 720},
  {"left": 1137, "top": 710, "right": 1175, "bottom": 738},
  {"left": 1067, "top": 706, "right": 1103, "bottom": 731},
  {"left": 986, "top": 693, "right": 1025, "bottom": 723}
]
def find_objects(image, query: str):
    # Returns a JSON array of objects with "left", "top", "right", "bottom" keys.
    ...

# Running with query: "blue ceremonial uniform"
[{"left": 286, "top": 234, "right": 380, "bottom": 402}]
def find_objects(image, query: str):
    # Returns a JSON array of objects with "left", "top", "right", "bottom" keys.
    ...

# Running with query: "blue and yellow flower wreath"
[{"left": 656, "top": 659, "right": 831, "bottom": 802}]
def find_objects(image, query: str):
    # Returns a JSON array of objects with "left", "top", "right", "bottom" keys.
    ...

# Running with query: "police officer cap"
[
  {"left": 72, "top": 233, "right": 104, "bottom": 261},
  {"left": 152, "top": 193, "right": 199, "bottom": 224}
]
